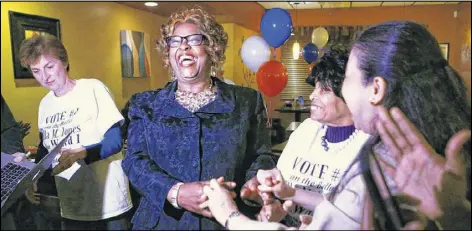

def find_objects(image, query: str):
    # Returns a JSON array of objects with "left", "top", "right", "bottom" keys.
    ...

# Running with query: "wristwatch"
[
  {"left": 224, "top": 211, "right": 241, "bottom": 230},
  {"left": 169, "top": 182, "right": 184, "bottom": 209}
]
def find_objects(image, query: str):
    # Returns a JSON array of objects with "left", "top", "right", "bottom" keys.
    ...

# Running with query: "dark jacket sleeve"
[
  {"left": 121, "top": 94, "right": 180, "bottom": 218},
  {"left": 1, "top": 95, "right": 25, "bottom": 154},
  {"left": 244, "top": 91, "right": 277, "bottom": 181}
]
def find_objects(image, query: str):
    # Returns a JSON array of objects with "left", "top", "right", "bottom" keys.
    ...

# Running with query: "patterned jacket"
[{"left": 122, "top": 77, "right": 276, "bottom": 230}]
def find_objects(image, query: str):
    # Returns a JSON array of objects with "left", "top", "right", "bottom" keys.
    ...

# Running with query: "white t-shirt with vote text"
[
  {"left": 277, "top": 118, "right": 370, "bottom": 227},
  {"left": 38, "top": 78, "right": 132, "bottom": 221}
]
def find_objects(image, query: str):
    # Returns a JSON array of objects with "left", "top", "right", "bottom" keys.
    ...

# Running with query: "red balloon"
[{"left": 256, "top": 60, "right": 288, "bottom": 97}]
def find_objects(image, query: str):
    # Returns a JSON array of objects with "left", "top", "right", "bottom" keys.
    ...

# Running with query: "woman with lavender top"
[
  {"left": 263, "top": 45, "right": 371, "bottom": 227},
  {"left": 202, "top": 21, "right": 471, "bottom": 231},
  {"left": 199, "top": 45, "right": 371, "bottom": 229}
]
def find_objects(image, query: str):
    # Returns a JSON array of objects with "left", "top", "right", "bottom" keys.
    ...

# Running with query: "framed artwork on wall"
[
  {"left": 9, "top": 11, "right": 61, "bottom": 79},
  {"left": 439, "top": 43, "right": 449, "bottom": 61},
  {"left": 120, "top": 30, "right": 151, "bottom": 78}
]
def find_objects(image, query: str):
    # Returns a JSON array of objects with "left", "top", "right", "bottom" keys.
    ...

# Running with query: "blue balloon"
[
  {"left": 302, "top": 43, "right": 319, "bottom": 64},
  {"left": 260, "top": 8, "right": 293, "bottom": 48}
]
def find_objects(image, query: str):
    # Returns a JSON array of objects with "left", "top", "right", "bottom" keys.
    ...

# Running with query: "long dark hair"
[
  {"left": 353, "top": 20, "right": 470, "bottom": 161},
  {"left": 333, "top": 21, "right": 471, "bottom": 201}
]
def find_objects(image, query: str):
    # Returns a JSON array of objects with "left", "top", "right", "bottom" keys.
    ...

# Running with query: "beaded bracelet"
[{"left": 224, "top": 211, "right": 241, "bottom": 230}]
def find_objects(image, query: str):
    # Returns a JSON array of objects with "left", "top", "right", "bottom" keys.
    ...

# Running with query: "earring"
[{"left": 170, "top": 71, "right": 176, "bottom": 81}]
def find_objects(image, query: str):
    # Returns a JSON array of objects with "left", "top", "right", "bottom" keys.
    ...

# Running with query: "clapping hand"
[{"left": 376, "top": 106, "right": 470, "bottom": 226}]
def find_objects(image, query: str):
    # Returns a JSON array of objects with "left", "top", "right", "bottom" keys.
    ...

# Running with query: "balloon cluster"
[
  {"left": 241, "top": 8, "right": 292, "bottom": 97},
  {"left": 240, "top": 8, "right": 331, "bottom": 97},
  {"left": 302, "top": 27, "right": 330, "bottom": 64}
]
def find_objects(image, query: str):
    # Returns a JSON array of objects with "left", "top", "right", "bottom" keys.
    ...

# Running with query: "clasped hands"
[{"left": 198, "top": 169, "right": 297, "bottom": 225}]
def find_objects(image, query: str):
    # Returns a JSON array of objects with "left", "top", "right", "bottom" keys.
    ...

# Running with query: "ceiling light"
[
  {"left": 293, "top": 41, "right": 300, "bottom": 60},
  {"left": 144, "top": 2, "right": 158, "bottom": 7}
]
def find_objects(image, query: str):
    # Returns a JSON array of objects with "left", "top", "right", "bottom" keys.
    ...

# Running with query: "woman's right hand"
[
  {"left": 257, "top": 168, "right": 295, "bottom": 200},
  {"left": 376, "top": 107, "right": 471, "bottom": 230},
  {"left": 376, "top": 107, "right": 470, "bottom": 220},
  {"left": 177, "top": 177, "right": 236, "bottom": 218},
  {"left": 25, "top": 180, "right": 40, "bottom": 205}
]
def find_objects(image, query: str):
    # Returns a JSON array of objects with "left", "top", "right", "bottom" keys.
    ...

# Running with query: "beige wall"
[
  {"left": 1, "top": 2, "right": 169, "bottom": 146},
  {"left": 221, "top": 23, "right": 235, "bottom": 82},
  {"left": 221, "top": 23, "right": 260, "bottom": 89}
]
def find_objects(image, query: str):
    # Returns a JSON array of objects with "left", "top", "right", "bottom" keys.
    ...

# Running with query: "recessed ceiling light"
[{"left": 144, "top": 2, "right": 158, "bottom": 7}]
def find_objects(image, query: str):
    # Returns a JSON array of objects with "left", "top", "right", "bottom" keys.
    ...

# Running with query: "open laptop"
[{"left": 1, "top": 132, "right": 71, "bottom": 216}]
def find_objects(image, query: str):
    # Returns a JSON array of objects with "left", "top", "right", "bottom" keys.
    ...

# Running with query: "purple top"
[{"left": 325, "top": 124, "right": 356, "bottom": 143}]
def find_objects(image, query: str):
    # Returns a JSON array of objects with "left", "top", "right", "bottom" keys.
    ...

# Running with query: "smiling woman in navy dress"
[{"left": 121, "top": 6, "right": 277, "bottom": 230}]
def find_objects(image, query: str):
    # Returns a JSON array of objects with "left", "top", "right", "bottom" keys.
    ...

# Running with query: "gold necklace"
[
  {"left": 175, "top": 78, "right": 216, "bottom": 112},
  {"left": 177, "top": 78, "right": 213, "bottom": 93}
]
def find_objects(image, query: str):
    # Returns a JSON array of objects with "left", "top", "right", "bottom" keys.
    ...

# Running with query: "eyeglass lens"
[{"left": 167, "top": 34, "right": 204, "bottom": 47}]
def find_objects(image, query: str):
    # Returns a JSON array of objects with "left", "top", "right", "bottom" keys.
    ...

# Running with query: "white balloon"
[{"left": 241, "top": 36, "right": 271, "bottom": 73}]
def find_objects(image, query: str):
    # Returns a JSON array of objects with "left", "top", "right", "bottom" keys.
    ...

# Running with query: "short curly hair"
[
  {"left": 305, "top": 44, "right": 349, "bottom": 99},
  {"left": 157, "top": 6, "right": 228, "bottom": 75}
]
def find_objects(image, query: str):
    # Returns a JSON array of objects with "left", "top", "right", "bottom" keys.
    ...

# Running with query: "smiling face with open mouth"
[
  {"left": 169, "top": 22, "right": 211, "bottom": 85},
  {"left": 309, "top": 81, "right": 353, "bottom": 126}
]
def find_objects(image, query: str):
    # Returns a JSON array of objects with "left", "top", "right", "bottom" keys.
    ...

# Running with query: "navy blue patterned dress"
[{"left": 122, "top": 77, "right": 276, "bottom": 230}]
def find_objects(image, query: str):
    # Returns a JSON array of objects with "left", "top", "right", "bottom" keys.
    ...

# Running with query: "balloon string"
[
  {"left": 272, "top": 47, "right": 277, "bottom": 60},
  {"left": 265, "top": 97, "right": 273, "bottom": 128}
]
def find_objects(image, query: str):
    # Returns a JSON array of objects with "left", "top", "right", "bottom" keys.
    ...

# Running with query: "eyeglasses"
[{"left": 165, "top": 34, "right": 206, "bottom": 48}]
